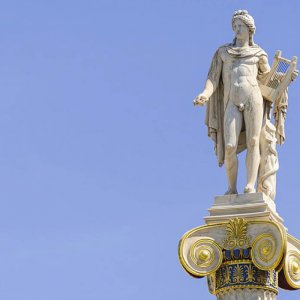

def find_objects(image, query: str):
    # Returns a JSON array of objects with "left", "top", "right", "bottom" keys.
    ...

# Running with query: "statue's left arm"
[
  {"left": 259, "top": 53, "right": 298, "bottom": 145},
  {"left": 258, "top": 54, "right": 271, "bottom": 82}
]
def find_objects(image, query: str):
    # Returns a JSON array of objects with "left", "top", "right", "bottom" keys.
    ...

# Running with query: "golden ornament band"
[{"left": 213, "top": 260, "right": 278, "bottom": 295}]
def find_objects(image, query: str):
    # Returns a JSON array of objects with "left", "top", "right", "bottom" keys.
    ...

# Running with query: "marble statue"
[
  {"left": 193, "top": 10, "right": 298, "bottom": 197},
  {"left": 179, "top": 10, "right": 300, "bottom": 300}
]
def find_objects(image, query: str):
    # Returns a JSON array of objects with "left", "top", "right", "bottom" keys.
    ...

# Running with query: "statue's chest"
[{"left": 222, "top": 54, "right": 259, "bottom": 76}]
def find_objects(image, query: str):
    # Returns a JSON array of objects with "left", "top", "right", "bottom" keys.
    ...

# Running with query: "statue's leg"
[
  {"left": 244, "top": 90, "right": 264, "bottom": 193},
  {"left": 224, "top": 103, "right": 243, "bottom": 194}
]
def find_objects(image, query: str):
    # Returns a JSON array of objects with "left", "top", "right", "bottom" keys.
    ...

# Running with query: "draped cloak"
[{"left": 205, "top": 44, "right": 287, "bottom": 167}]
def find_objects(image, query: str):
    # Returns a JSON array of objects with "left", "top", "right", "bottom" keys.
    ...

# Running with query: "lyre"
[{"left": 259, "top": 50, "right": 298, "bottom": 103}]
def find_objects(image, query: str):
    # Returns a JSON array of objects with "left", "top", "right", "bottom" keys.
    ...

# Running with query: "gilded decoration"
[
  {"left": 251, "top": 233, "right": 283, "bottom": 271},
  {"left": 223, "top": 248, "right": 251, "bottom": 261},
  {"left": 283, "top": 250, "right": 300, "bottom": 289},
  {"left": 256, "top": 234, "right": 276, "bottom": 262},
  {"left": 178, "top": 218, "right": 298, "bottom": 295},
  {"left": 188, "top": 238, "right": 223, "bottom": 276},
  {"left": 289, "top": 254, "right": 300, "bottom": 281},
  {"left": 190, "top": 241, "right": 215, "bottom": 268},
  {"left": 223, "top": 218, "right": 250, "bottom": 250},
  {"left": 214, "top": 261, "right": 278, "bottom": 295}
]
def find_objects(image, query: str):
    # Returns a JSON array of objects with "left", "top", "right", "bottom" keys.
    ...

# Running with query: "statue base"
[
  {"left": 178, "top": 192, "right": 300, "bottom": 299},
  {"left": 204, "top": 193, "right": 283, "bottom": 225}
]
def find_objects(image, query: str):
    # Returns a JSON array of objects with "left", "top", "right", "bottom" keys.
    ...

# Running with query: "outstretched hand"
[{"left": 193, "top": 93, "right": 209, "bottom": 106}]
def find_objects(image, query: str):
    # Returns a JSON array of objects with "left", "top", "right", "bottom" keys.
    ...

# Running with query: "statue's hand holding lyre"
[
  {"left": 193, "top": 93, "right": 209, "bottom": 106},
  {"left": 259, "top": 51, "right": 298, "bottom": 103},
  {"left": 292, "top": 69, "right": 299, "bottom": 81}
]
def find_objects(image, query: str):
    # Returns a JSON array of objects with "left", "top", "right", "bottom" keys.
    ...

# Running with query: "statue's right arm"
[{"left": 194, "top": 48, "right": 223, "bottom": 106}]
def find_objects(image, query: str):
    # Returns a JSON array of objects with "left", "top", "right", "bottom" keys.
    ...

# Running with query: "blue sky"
[{"left": 1, "top": 0, "right": 300, "bottom": 299}]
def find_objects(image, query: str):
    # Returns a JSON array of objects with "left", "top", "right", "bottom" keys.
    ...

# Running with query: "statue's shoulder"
[
  {"left": 252, "top": 44, "right": 268, "bottom": 57},
  {"left": 216, "top": 44, "right": 231, "bottom": 54},
  {"left": 213, "top": 44, "right": 231, "bottom": 59}
]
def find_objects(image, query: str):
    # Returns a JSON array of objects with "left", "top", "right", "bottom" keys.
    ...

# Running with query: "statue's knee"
[
  {"left": 248, "top": 137, "right": 259, "bottom": 148},
  {"left": 225, "top": 143, "right": 235, "bottom": 155}
]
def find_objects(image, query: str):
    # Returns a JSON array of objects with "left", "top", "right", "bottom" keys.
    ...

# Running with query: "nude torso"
[{"left": 220, "top": 49, "right": 261, "bottom": 107}]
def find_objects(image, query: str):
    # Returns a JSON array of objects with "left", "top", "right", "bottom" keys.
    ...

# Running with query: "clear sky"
[{"left": 1, "top": 0, "right": 300, "bottom": 299}]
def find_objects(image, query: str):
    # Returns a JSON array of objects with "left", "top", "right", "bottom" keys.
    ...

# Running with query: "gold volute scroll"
[
  {"left": 282, "top": 250, "right": 300, "bottom": 289},
  {"left": 178, "top": 223, "right": 226, "bottom": 278}
]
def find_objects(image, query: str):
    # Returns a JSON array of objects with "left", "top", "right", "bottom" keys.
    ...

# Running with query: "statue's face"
[{"left": 233, "top": 19, "right": 249, "bottom": 40}]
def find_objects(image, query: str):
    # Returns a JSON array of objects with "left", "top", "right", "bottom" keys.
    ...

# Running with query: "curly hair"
[{"left": 232, "top": 10, "right": 256, "bottom": 45}]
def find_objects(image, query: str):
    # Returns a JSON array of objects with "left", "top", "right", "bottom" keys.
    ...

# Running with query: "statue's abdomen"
[{"left": 229, "top": 59, "right": 261, "bottom": 105}]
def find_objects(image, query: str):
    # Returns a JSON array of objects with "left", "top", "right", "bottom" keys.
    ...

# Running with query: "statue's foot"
[
  {"left": 224, "top": 188, "right": 237, "bottom": 195},
  {"left": 244, "top": 185, "right": 256, "bottom": 193}
]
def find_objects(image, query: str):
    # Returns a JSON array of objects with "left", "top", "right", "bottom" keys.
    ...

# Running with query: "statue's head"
[{"left": 232, "top": 10, "right": 256, "bottom": 46}]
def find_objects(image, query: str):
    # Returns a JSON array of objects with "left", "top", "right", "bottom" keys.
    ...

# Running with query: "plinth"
[{"left": 178, "top": 193, "right": 300, "bottom": 299}]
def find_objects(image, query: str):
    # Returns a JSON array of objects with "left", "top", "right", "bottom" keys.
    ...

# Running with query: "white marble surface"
[
  {"left": 204, "top": 193, "right": 283, "bottom": 224},
  {"left": 217, "top": 289, "right": 276, "bottom": 300}
]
